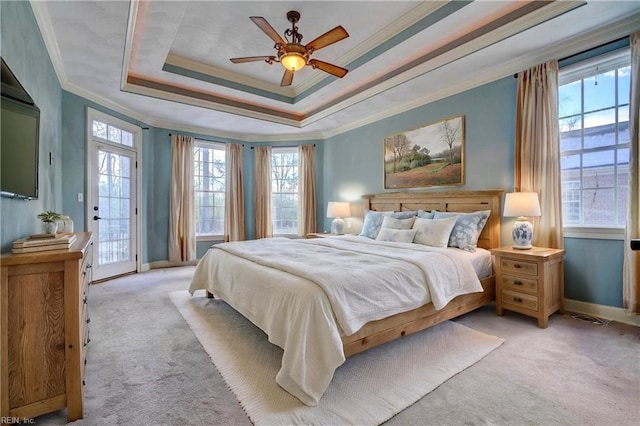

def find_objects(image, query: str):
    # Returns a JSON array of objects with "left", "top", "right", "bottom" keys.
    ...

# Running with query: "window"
[
  {"left": 194, "top": 142, "right": 225, "bottom": 238},
  {"left": 92, "top": 119, "right": 134, "bottom": 147},
  {"left": 558, "top": 49, "right": 630, "bottom": 230},
  {"left": 271, "top": 148, "right": 299, "bottom": 234}
]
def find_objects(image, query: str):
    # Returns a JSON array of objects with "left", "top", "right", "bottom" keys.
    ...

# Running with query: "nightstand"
[{"left": 491, "top": 246, "right": 565, "bottom": 328}]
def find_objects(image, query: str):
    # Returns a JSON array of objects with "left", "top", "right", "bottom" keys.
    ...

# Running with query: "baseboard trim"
[
  {"left": 141, "top": 260, "right": 198, "bottom": 272},
  {"left": 564, "top": 299, "right": 640, "bottom": 327}
]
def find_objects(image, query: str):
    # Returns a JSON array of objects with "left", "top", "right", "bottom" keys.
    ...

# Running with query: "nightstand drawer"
[
  {"left": 501, "top": 258, "right": 538, "bottom": 276},
  {"left": 502, "top": 290, "right": 538, "bottom": 311},
  {"left": 501, "top": 274, "right": 538, "bottom": 295}
]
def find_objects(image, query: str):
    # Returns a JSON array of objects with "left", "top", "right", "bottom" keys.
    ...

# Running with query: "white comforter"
[{"left": 188, "top": 236, "right": 483, "bottom": 406}]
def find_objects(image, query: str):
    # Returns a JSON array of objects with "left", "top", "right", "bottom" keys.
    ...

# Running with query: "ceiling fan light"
[{"left": 281, "top": 52, "right": 306, "bottom": 72}]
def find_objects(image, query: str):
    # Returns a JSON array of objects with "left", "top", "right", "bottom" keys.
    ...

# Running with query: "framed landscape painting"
[{"left": 384, "top": 115, "right": 465, "bottom": 189}]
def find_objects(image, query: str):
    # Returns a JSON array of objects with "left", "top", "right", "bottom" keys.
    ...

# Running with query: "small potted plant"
[{"left": 37, "top": 210, "right": 63, "bottom": 234}]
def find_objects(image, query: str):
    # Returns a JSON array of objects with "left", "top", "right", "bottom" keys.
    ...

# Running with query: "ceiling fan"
[{"left": 230, "top": 11, "right": 349, "bottom": 87}]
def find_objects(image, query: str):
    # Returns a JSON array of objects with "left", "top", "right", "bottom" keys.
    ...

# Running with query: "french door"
[{"left": 87, "top": 109, "right": 140, "bottom": 281}]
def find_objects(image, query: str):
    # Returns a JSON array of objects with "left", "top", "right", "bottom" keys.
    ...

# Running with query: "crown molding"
[
  {"left": 29, "top": 0, "right": 67, "bottom": 85},
  {"left": 121, "top": 0, "right": 138, "bottom": 90}
]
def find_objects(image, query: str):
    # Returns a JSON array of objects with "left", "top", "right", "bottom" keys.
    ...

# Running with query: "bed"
[{"left": 189, "top": 190, "right": 502, "bottom": 406}]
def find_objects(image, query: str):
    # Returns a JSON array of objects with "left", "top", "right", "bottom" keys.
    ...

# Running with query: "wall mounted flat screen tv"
[{"left": 1, "top": 57, "right": 40, "bottom": 199}]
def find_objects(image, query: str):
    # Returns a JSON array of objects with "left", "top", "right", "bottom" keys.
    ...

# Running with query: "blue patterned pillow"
[
  {"left": 360, "top": 210, "right": 417, "bottom": 239},
  {"left": 432, "top": 210, "right": 491, "bottom": 252},
  {"left": 375, "top": 228, "right": 417, "bottom": 243},
  {"left": 417, "top": 210, "right": 435, "bottom": 219}
]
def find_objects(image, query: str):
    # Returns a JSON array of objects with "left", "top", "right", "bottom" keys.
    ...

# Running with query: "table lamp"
[
  {"left": 503, "top": 192, "right": 541, "bottom": 249},
  {"left": 326, "top": 202, "right": 351, "bottom": 234}
]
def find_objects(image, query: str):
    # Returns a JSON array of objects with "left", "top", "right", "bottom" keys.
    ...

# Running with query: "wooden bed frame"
[{"left": 341, "top": 190, "right": 503, "bottom": 357}]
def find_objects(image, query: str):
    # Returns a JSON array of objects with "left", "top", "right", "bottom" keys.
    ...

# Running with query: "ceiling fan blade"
[
  {"left": 308, "top": 59, "right": 348, "bottom": 78},
  {"left": 280, "top": 69, "right": 294, "bottom": 87},
  {"left": 305, "top": 26, "right": 349, "bottom": 52},
  {"left": 230, "top": 56, "right": 275, "bottom": 64},
  {"left": 250, "top": 16, "right": 286, "bottom": 46}
]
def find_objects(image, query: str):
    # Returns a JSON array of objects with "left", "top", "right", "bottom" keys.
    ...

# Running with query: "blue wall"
[
  {"left": 0, "top": 1, "right": 627, "bottom": 310},
  {"left": 322, "top": 77, "right": 516, "bottom": 232},
  {"left": 0, "top": 0, "right": 62, "bottom": 252}
]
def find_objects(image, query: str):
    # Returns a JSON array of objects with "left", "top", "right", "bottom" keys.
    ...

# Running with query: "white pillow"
[
  {"left": 412, "top": 216, "right": 458, "bottom": 248},
  {"left": 375, "top": 228, "right": 417, "bottom": 243},
  {"left": 380, "top": 215, "right": 415, "bottom": 230}
]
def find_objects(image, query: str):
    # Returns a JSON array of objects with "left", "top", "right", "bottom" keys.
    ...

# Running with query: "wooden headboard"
[{"left": 362, "top": 190, "right": 503, "bottom": 250}]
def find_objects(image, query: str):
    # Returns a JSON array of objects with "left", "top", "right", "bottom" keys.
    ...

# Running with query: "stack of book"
[{"left": 12, "top": 233, "right": 77, "bottom": 254}]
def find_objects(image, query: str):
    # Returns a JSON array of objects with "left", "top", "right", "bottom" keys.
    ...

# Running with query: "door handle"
[{"left": 93, "top": 215, "right": 102, "bottom": 221}]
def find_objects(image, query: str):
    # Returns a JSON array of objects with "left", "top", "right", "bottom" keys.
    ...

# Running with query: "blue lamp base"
[
  {"left": 512, "top": 217, "right": 534, "bottom": 249},
  {"left": 331, "top": 217, "right": 345, "bottom": 235}
]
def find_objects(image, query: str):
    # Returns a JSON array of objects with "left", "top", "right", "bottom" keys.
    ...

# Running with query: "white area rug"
[{"left": 170, "top": 290, "right": 504, "bottom": 425}]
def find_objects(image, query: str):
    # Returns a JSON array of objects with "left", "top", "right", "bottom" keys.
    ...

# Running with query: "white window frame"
[
  {"left": 558, "top": 48, "right": 630, "bottom": 241},
  {"left": 194, "top": 140, "right": 226, "bottom": 242},
  {"left": 271, "top": 147, "right": 299, "bottom": 236}
]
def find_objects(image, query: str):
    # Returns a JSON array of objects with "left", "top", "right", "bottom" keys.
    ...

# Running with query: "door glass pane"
[{"left": 98, "top": 149, "right": 132, "bottom": 266}]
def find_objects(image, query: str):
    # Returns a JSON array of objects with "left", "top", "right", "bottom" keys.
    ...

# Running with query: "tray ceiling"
[{"left": 31, "top": 1, "right": 640, "bottom": 141}]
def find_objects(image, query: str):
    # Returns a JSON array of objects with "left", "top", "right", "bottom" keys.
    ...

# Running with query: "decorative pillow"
[
  {"left": 417, "top": 210, "right": 435, "bottom": 219},
  {"left": 359, "top": 210, "right": 417, "bottom": 239},
  {"left": 375, "top": 228, "right": 417, "bottom": 243},
  {"left": 380, "top": 215, "right": 415, "bottom": 230},
  {"left": 432, "top": 210, "right": 491, "bottom": 252},
  {"left": 412, "top": 216, "right": 458, "bottom": 248},
  {"left": 390, "top": 211, "right": 419, "bottom": 219}
]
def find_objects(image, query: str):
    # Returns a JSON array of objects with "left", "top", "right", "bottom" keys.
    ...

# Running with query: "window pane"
[
  {"left": 559, "top": 80, "right": 581, "bottom": 118},
  {"left": 194, "top": 143, "right": 225, "bottom": 236},
  {"left": 618, "top": 66, "right": 630, "bottom": 105},
  {"left": 618, "top": 106, "right": 630, "bottom": 144},
  {"left": 108, "top": 125, "right": 122, "bottom": 144},
  {"left": 121, "top": 131, "right": 134, "bottom": 147},
  {"left": 583, "top": 109, "right": 615, "bottom": 149},
  {"left": 582, "top": 188, "right": 615, "bottom": 225},
  {"left": 584, "top": 72, "right": 615, "bottom": 113},
  {"left": 271, "top": 150, "right": 299, "bottom": 234},
  {"left": 583, "top": 150, "right": 614, "bottom": 171},
  {"left": 93, "top": 120, "right": 107, "bottom": 139}
]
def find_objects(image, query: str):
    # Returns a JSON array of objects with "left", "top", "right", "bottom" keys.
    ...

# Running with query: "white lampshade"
[
  {"left": 503, "top": 192, "right": 541, "bottom": 218},
  {"left": 503, "top": 192, "right": 541, "bottom": 250},
  {"left": 326, "top": 202, "right": 351, "bottom": 235},
  {"left": 326, "top": 202, "right": 351, "bottom": 218}
]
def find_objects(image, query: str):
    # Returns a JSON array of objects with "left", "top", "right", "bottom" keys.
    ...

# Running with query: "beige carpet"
[{"left": 170, "top": 290, "right": 504, "bottom": 426}]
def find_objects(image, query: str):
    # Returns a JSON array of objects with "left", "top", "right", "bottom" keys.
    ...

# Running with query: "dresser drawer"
[
  {"left": 501, "top": 274, "right": 538, "bottom": 295},
  {"left": 502, "top": 290, "right": 538, "bottom": 311},
  {"left": 501, "top": 258, "right": 538, "bottom": 276}
]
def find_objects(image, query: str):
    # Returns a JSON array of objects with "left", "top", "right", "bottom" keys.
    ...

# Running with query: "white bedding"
[{"left": 188, "top": 236, "right": 486, "bottom": 406}]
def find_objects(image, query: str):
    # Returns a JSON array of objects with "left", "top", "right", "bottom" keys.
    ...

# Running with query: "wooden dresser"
[{"left": 0, "top": 232, "right": 93, "bottom": 422}]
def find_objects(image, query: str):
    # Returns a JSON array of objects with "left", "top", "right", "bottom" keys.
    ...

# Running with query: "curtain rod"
[
  {"left": 168, "top": 133, "right": 243, "bottom": 147},
  {"left": 250, "top": 143, "right": 316, "bottom": 149}
]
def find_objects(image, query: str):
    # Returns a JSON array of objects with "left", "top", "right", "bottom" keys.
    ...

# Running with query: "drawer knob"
[
  {"left": 513, "top": 297, "right": 523, "bottom": 303},
  {"left": 513, "top": 280, "right": 523, "bottom": 285},
  {"left": 514, "top": 264, "right": 521, "bottom": 269},
  {"left": 86, "top": 317, "right": 91, "bottom": 324}
]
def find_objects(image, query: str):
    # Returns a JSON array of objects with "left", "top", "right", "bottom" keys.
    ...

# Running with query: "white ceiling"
[{"left": 31, "top": 1, "right": 640, "bottom": 142}]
